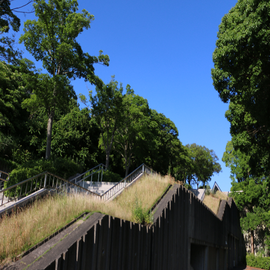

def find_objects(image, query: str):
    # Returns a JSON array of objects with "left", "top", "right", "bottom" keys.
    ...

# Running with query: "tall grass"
[
  {"left": 0, "top": 173, "right": 173, "bottom": 265},
  {"left": 203, "top": 190, "right": 228, "bottom": 214}
]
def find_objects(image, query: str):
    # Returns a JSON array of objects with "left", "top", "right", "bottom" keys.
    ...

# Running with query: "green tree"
[
  {"left": 51, "top": 106, "right": 101, "bottom": 170},
  {"left": 0, "top": 0, "right": 21, "bottom": 63},
  {"left": 0, "top": 59, "right": 36, "bottom": 160},
  {"left": 19, "top": 0, "right": 109, "bottom": 159},
  {"left": 185, "top": 144, "right": 221, "bottom": 188},
  {"left": 87, "top": 77, "right": 123, "bottom": 170},
  {"left": 223, "top": 141, "right": 270, "bottom": 254},
  {"left": 212, "top": 0, "right": 270, "bottom": 176},
  {"left": 114, "top": 88, "right": 150, "bottom": 176},
  {"left": 141, "top": 109, "right": 181, "bottom": 175}
]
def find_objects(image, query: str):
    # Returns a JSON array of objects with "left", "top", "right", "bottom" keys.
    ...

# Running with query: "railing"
[
  {"left": 0, "top": 171, "right": 99, "bottom": 208},
  {"left": 0, "top": 170, "right": 9, "bottom": 181},
  {"left": 100, "top": 164, "right": 155, "bottom": 201},
  {"left": 0, "top": 163, "right": 155, "bottom": 209},
  {"left": 0, "top": 170, "right": 9, "bottom": 189},
  {"left": 70, "top": 164, "right": 105, "bottom": 188}
]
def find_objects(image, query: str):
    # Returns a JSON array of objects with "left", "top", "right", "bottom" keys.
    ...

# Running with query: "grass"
[
  {"left": 0, "top": 173, "right": 173, "bottom": 265},
  {"left": 203, "top": 190, "right": 228, "bottom": 214}
]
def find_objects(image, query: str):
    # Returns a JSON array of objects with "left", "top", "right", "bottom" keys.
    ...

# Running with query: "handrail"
[
  {"left": 69, "top": 164, "right": 105, "bottom": 186},
  {"left": 0, "top": 171, "right": 99, "bottom": 207},
  {"left": 0, "top": 163, "right": 155, "bottom": 209},
  {"left": 0, "top": 170, "right": 9, "bottom": 182},
  {"left": 100, "top": 164, "right": 155, "bottom": 201}
]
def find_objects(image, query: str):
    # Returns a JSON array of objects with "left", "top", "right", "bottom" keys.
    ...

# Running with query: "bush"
[
  {"left": 0, "top": 157, "right": 18, "bottom": 172},
  {"left": 132, "top": 197, "right": 153, "bottom": 224},
  {"left": 102, "top": 170, "right": 122, "bottom": 182},
  {"left": 5, "top": 157, "right": 83, "bottom": 189},
  {"left": 246, "top": 254, "right": 270, "bottom": 269}
]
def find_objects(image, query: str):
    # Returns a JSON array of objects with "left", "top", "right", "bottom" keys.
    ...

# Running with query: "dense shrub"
[
  {"left": 246, "top": 254, "right": 270, "bottom": 269},
  {"left": 5, "top": 157, "right": 83, "bottom": 189},
  {"left": 0, "top": 157, "right": 17, "bottom": 173},
  {"left": 102, "top": 170, "right": 122, "bottom": 182}
]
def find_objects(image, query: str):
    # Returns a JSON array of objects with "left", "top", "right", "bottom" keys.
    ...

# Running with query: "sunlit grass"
[
  {"left": 0, "top": 173, "right": 173, "bottom": 265},
  {"left": 203, "top": 190, "right": 228, "bottom": 214}
]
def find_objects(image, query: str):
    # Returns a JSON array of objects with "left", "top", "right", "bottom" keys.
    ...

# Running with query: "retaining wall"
[{"left": 14, "top": 184, "right": 245, "bottom": 270}]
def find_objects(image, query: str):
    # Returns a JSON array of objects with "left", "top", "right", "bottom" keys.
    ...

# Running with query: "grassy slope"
[
  {"left": 203, "top": 191, "right": 228, "bottom": 215},
  {"left": 0, "top": 173, "right": 173, "bottom": 265}
]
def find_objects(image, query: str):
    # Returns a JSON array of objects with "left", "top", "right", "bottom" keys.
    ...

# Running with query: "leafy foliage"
[
  {"left": 19, "top": 0, "right": 109, "bottom": 159},
  {"left": 246, "top": 254, "right": 270, "bottom": 269},
  {"left": 5, "top": 157, "right": 83, "bottom": 188},
  {"left": 212, "top": 0, "right": 270, "bottom": 176},
  {"left": 132, "top": 197, "right": 153, "bottom": 224},
  {"left": 179, "top": 144, "right": 221, "bottom": 188}
]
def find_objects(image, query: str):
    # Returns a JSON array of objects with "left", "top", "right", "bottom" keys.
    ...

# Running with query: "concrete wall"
[{"left": 16, "top": 184, "right": 245, "bottom": 270}]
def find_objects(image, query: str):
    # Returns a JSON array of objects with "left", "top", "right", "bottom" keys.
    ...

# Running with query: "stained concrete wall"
[{"left": 15, "top": 184, "right": 245, "bottom": 270}]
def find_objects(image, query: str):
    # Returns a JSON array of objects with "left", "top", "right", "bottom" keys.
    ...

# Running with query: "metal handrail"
[
  {"left": 0, "top": 163, "right": 155, "bottom": 208},
  {"left": 0, "top": 170, "right": 9, "bottom": 181},
  {"left": 0, "top": 171, "right": 100, "bottom": 207},
  {"left": 100, "top": 164, "right": 155, "bottom": 201},
  {"left": 72, "top": 164, "right": 105, "bottom": 186}
]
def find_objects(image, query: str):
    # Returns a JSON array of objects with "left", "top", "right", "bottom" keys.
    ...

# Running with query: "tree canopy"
[
  {"left": 212, "top": 0, "right": 270, "bottom": 176},
  {"left": 19, "top": 0, "right": 109, "bottom": 159},
  {"left": 212, "top": 0, "right": 270, "bottom": 254}
]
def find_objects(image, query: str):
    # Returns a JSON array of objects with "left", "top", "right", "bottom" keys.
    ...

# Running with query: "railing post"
[
  {"left": 142, "top": 164, "right": 145, "bottom": 174},
  {"left": 101, "top": 166, "right": 103, "bottom": 182},
  {"left": 44, "top": 173, "right": 47, "bottom": 188}
]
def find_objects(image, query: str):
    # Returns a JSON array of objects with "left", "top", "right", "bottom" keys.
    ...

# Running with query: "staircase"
[{"left": 0, "top": 164, "right": 155, "bottom": 217}]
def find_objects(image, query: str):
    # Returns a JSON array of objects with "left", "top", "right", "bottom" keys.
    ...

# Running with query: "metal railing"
[
  {"left": 70, "top": 164, "right": 105, "bottom": 188},
  {"left": 0, "top": 171, "right": 99, "bottom": 208},
  {"left": 0, "top": 170, "right": 9, "bottom": 181},
  {"left": 100, "top": 164, "right": 155, "bottom": 201},
  {"left": 0, "top": 163, "right": 155, "bottom": 209},
  {"left": 0, "top": 170, "right": 9, "bottom": 190}
]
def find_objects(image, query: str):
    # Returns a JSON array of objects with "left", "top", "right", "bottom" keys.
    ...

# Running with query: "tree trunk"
[
  {"left": 125, "top": 155, "right": 131, "bottom": 177},
  {"left": 45, "top": 110, "right": 54, "bottom": 160},
  {"left": 105, "top": 151, "right": 110, "bottom": 170},
  {"left": 251, "top": 230, "right": 254, "bottom": 254}
]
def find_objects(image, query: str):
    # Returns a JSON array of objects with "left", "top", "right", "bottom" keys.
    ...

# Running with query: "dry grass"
[
  {"left": 0, "top": 173, "right": 172, "bottom": 265},
  {"left": 203, "top": 195, "right": 220, "bottom": 214},
  {"left": 203, "top": 191, "right": 228, "bottom": 214}
]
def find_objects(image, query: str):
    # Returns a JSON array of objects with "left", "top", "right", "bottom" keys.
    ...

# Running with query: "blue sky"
[{"left": 11, "top": 0, "right": 238, "bottom": 191}]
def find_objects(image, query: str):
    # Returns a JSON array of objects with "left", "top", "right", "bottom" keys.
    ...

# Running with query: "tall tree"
[
  {"left": 0, "top": 0, "right": 21, "bottom": 62},
  {"left": 142, "top": 109, "right": 181, "bottom": 175},
  {"left": 223, "top": 141, "right": 270, "bottom": 254},
  {"left": 88, "top": 77, "right": 123, "bottom": 170},
  {"left": 114, "top": 87, "right": 150, "bottom": 176},
  {"left": 212, "top": 0, "right": 270, "bottom": 176},
  {"left": 19, "top": 0, "right": 109, "bottom": 159},
  {"left": 0, "top": 59, "right": 37, "bottom": 160}
]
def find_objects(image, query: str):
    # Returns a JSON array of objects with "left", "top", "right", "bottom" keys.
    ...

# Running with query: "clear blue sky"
[{"left": 11, "top": 0, "right": 238, "bottom": 191}]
